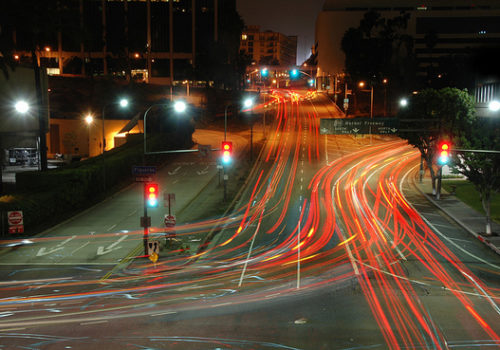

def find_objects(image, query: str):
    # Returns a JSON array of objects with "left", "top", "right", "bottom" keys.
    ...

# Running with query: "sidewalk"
[{"left": 415, "top": 178, "right": 500, "bottom": 255}]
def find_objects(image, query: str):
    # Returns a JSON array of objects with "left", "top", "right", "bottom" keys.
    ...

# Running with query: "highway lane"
[{"left": 0, "top": 90, "right": 498, "bottom": 349}]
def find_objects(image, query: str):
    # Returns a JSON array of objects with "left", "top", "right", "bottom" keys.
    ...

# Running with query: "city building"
[
  {"left": 315, "top": 0, "right": 500, "bottom": 88},
  {"left": 240, "top": 26, "right": 297, "bottom": 67},
  {"left": 8, "top": 0, "right": 237, "bottom": 85}
]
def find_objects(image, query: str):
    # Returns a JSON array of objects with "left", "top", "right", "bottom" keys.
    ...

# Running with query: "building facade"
[
  {"left": 315, "top": 0, "right": 500, "bottom": 83},
  {"left": 8, "top": 0, "right": 236, "bottom": 85},
  {"left": 240, "top": 26, "right": 297, "bottom": 67}
]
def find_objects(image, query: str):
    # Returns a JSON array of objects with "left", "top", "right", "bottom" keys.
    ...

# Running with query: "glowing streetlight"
[
  {"left": 243, "top": 98, "right": 254, "bottom": 109},
  {"left": 119, "top": 98, "right": 129, "bottom": 108},
  {"left": 102, "top": 98, "right": 129, "bottom": 192},
  {"left": 358, "top": 81, "right": 365, "bottom": 88},
  {"left": 85, "top": 114, "right": 94, "bottom": 125},
  {"left": 489, "top": 100, "right": 500, "bottom": 112},
  {"left": 144, "top": 100, "right": 188, "bottom": 155},
  {"left": 15, "top": 100, "right": 30, "bottom": 114},
  {"left": 174, "top": 100, "right": 187, "bottom": 113},
  {"left": 400, "top": 98, "right": 408, "bottom": 107}
]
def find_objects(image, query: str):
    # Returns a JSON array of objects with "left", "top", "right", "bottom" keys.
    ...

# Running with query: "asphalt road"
[{"left": 0, "top": 90, "right": 498, "bottom": 349}]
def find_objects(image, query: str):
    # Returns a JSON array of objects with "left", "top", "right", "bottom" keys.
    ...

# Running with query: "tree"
[
  {"left": 397, "top": 88, "right": 475, "bottom": 194},
  {"left": 452, "top": 116, "right": 500, "bottom": 235},
  {"left": 340, "top": 10, "right": 415, "bottom": 89}
]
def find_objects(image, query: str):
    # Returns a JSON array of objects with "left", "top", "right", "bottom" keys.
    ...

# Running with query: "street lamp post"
[
  {"left": 243, "top": 98, "right": 254, "bottom": 161},
  {"left": 102, "top": 98, "right": 129, "bottom": 192},
  {"left": 224, "top": 104, "right": 230, "bottom": 142},
  {"left": 382, "top": 78, "right": 388, "bottom": 116},
  {"left": 14, "top": 99, "right": 47, "bottom": 171},
  {"left": 143, "top": 100, "right": 187, "bottom": 156},
  {"left": 85, "top": 114, "right": 93, "bottom": 158}
]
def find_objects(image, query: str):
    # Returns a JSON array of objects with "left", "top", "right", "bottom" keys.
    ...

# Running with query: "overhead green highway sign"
[{"left": 320, "top": 118, "right": 399, "bottom": 135}]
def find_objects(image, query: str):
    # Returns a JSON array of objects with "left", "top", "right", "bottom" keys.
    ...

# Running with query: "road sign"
[
  {"left": 164, "top": 214, "right": 176, "bottom": 227},
  {"left": 320, "top": 118, "right": 399, "bottom": 135},
  {"left": 149, "top": 252, "right": 158, "bottom": 263},
  {"left": 132, "top": 166, "right": 157, "bottom": 176},
  {"left": 7, "top": 211, "right": 24, "bottom": 234},
  {"left": 147, "top": 241, "right": 160, "bottom": 261},
  {"left": 9, "top": 225, "right": 24, "bottom": 234},
  {"left": 7, "top": 211, "right": 23, "bottom": 225}
]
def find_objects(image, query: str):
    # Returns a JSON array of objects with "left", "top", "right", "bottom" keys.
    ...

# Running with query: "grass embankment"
[{"left": 442, "top": 180, "right": 500, "bottom": 224}]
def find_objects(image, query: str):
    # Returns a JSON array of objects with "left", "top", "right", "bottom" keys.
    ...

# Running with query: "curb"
[{"left": 413, "top": 179, "right": 500, "bottom": 256}]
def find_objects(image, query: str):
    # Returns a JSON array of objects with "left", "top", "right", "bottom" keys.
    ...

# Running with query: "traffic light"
[
  {"left": 221, "top": 141, "right": 233, "bottom": 164},
  {"left": 144, "top": 183, "right": 159, "bottom": 208},
  {"left": 261, "top": 68, "right": 268, "bottom": 77},
  {"left": 290, "top": 69, "right": 299, "bottom": 79},
  {"left": 438, "top": 141, "right": 451, "bottom": 165}
]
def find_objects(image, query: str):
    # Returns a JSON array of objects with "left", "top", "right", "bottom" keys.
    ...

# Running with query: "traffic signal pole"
[
  {"left": 143, "top": 200, "right": 149, "bottom": 256},
  {"left": 436, "top": 166, "right": 443, "bottom": 200}
]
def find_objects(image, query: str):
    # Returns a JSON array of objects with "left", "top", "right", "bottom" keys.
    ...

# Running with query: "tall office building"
[
  {"left": 240, "top": 26, "right": 297, "bottom": 67},
  {"left": 315, "top": 0, "right": 500, "bottom": 84},
  {"left": 7, "top": 0, "right": 237, "bottom": 85}
]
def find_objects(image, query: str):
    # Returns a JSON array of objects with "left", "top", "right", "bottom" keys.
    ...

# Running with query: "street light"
[
  {"left": 243, "top": 98, "right": 254, "bottom": 109},
  {"left": 243, "top": 98, "right": 255, "bottom": 161},
  {"left": 489, "top": 100, "right": 500, "bottom": 112},
  {"left": 400, "top": 98, "right": 408, "bottom": 107},
  {"left": 85, "top": 114, "right": 94, "bottom": 157},
  {"left": 103, "top": 98, "right": 129, "bottom": 153},
  {"left": 174, "top": 100, "right": 187, "bottom": 113},
  {"left": 102, "top": 98, "right": 129, "bottom": 192},
  {"left": 358, "top": 81, "right": 374, "bottom": 119},
  {"left": 143, "top": 100, "right": 187, "bottom": 156},
  {"left": 84, "top": 114, "right": 94, "bottom": 125},
  {"left": 15, "top": 100, "right": 30, "bottom": 114},
  {"left": 382, "top": 78, "right": 388, "bottom": 116},
  {"left": 13, "top": 99, "right": 47, "bottom": 171}
]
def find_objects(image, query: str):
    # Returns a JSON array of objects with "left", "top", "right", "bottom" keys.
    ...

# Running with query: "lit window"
[{"left": 242, "top": 34, "right": 247, "bottom": 40}]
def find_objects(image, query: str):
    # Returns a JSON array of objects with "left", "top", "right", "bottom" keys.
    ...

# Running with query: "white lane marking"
[
  {"left": 238, "top": 209, "right": 265, "bottom": 288},
  {"left": 168, "top": 166, "right": 181, "bottom": 175},
  {"left": 197, "top": 166, "right": 209, "bottom": 175},
  {"left": 448, "top": 237, "right": 473, "bottom": 243},
  {"left": 96, "top": 235, "right": 128, "bottom": 256},
  {"left": 80, "top": 320, "right": 108, "bottom": 326},
  {"left": 460, "top": 270, "right": 500, "bottom": 316},
  {"left": 151, "top": 311, "right": 177, "bottom": 317},
  {"left": 211, "top": 302, "right": 232, "bottom": 308},
  {"left": 36, "top": 236, "right": 77, "bottom": 257},
  {"left": 0, "top": 327, "right": 26, "bottom": 332},
  {"left": 127, "top": 210, "right": 137, "bottom": 217},
  {"left": 106, "top": 224, "right": 117, "bottom": 231},
  {"left": 265, "top": 293, "right": 281, "bottom": 298},
  {"left": 71, "top": 241, "right": 90, "bottom": 255}
]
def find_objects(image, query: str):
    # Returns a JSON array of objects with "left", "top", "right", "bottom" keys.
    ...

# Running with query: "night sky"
[{"left": 236, "top": 0, "right": 325, "bottom": 65}]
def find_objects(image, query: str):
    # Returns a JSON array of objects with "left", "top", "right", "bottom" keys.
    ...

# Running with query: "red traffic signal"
[
  {"left": 438, "top": 141, "right": 451, "bottom": 165},
  {"left": 144, "top": 183, "right": 159, "bottom": 207},
  {"left": 221, "top": 141, "right": 233, "bottom": 164}
]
